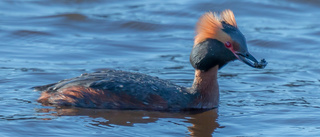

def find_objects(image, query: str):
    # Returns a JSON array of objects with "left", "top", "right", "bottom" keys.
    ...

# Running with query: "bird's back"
[{"left": 36, "top": 69, "right": 194, "bottom": 110}]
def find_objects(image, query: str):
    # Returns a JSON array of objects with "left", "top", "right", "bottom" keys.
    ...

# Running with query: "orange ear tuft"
[
  {"left": 194, "top": 10, "right": 235, "bottom": 45},
  {"left": 220, "top": 9, "right": 237, "bottom": 28},
  {"left": 194, "top": 12, "right": 222, "bottom": 45}
]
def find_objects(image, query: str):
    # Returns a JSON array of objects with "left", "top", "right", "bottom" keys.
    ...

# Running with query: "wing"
[{"left": 36, "top": 69, "right": 193, "bottom": 110}]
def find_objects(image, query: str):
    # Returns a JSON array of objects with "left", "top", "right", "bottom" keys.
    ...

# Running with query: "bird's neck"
[{"left": 190, "top": 65, "right": 219, "bottom": 109}]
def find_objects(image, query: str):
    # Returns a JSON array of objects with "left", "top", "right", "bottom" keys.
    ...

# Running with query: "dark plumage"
[{"left": 36, "top": 70, "right": 196, "bottom": 111}]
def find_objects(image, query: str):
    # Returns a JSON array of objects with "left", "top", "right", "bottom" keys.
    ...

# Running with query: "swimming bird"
[{"left": 35, "top": 9, "right": 267, "bottom": 111}]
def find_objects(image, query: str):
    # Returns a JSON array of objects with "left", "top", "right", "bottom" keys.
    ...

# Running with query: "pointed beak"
[{"left": 235, "top": 52, "right": 267, "bottom": 69}]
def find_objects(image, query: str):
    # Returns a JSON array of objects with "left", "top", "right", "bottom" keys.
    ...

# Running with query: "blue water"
[{"left": 1, "top": 0, "right": 320, "bottom": 136}]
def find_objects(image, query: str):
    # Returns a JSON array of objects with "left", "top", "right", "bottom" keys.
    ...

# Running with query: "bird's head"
[{"left": 190, "top": 9, "right": 267, "bottom": 71}]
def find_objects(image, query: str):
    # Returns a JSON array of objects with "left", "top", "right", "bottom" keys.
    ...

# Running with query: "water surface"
[{"left": 1, "top": 0, "right": 320, "bottom": 136}]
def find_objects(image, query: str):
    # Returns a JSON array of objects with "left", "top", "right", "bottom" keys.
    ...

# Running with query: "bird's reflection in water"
[{"left": 37, "top": 108, "right": 219, "bottom": 136}]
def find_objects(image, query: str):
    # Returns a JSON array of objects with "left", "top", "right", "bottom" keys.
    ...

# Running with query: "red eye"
[{"left": 224, "top": 42, "right": 232, "bottom": 48}]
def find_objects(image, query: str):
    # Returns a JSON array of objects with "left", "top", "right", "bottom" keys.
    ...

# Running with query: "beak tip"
[{"left": 254, "top": 59, "right": 268, "bottom": 69}]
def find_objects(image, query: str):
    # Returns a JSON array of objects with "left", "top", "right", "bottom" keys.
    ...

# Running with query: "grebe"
[{"left": 35, "top": 9, "right": 267, "bottom": 111}]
